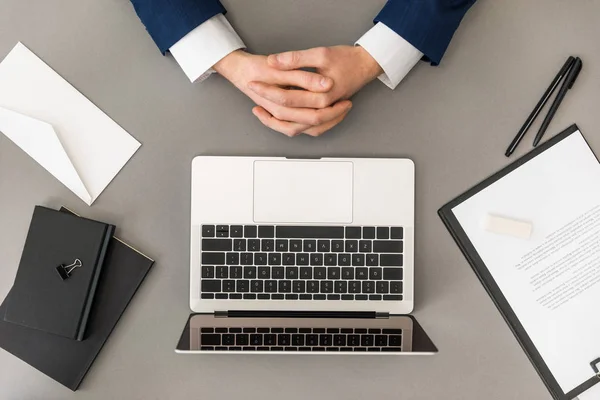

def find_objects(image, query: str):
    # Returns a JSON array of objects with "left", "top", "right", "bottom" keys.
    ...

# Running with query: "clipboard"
[{"left": 438, "top": 124, "right": 600, "bottom": 400}]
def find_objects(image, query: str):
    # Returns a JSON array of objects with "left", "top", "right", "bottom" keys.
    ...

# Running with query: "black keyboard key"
[
  {"left": 320, "top": 281, "right": 333, "bottom": 293},
  {"left": 251, "top": 280, "right": 264, "bottom": 292},
  {"left": 250, "top": 334, "right": 263, "bottom": 345},
  {"left": 328, "top": 267, "right": 341, "bottom": 280},
  {"left": 234, "top": 239, "right": 246, "bottom": 252},
  {"left": 276, "top": 240, "right": 288, "bottom": 252},
  {"left": 202, "top": 253, "right": 225, "bottom": 265},
  {"left": 244, "top": 293, "right": 257, "bottom": 299},
  {"left": 269, "top": 253, "right": 281, "bottom": 265},
  {"left": 391, "top": 227, "right": 404, "bottom": 239},
  {"left": 307, "top": 281, "right": 319, "bottom": 293},
  {"left": 345, "top": 227, "right": 361, "bottom": 239},
  {"left": 230, "top": 266, "right": 243, "bottom": 278},
  {"left": 216, "top": 225, "right": 229, "bottom": 237},
  {"left": 278, "top": 280, "right": 292, "bottom": 293},
  {"left": 306, "top": 335, "right": 319, "bottom": 346},
  {"left": 286, "top": 267, "right": 299, "bottom": 279},
  {"left": 215, "top": 294, "right": 228, "bottom": 299},
  {"left": 300, "top": 267, "right": 312, "bottom": 279},
  {"left": 389, "top": 335, "right": 402, "bottom": 346},
  {"left": 236, "top": 280, "right": 249, "bottom": 292},
  {"left": 299, "top": 328, "right": 312, "bottom": 333},
  {"left": 363, "top": 227, "right": 375, "bottom": 239},
  {"left": 377, "top": 227, "right": 389, "bottom": 239},
  {"left": 334, "top": 335, "right": 346, "bottom": 346},
  {"left": 214, "top": 328, "right": 227, "bottom": 333},
  {"left": 264, "top": 334, "right": 277, "bottom": 345},
  {"left": 335, "top": 281, "right": 347, "bottom": 293},
  {"left": 276, "top": 226, "right": 344, "bottom": 239},
  {"left": 359, "top": 240, "right": 372, "bottom": 253},
  {"left": 327, "top": 294, "right": 340, "bottom": 300},
  {"left": 390, "top": 281, "right": 403, "bottom": 293},
  {"left": 345, "top": 240, "right": 358, "bottom": 252},
  {"left": 230, "top": 225, "right": 243, "bottom": 237},
  {"left": 370, "top": 268, "right": 383, "bottom": 280},
  {"left": 292, "top": 334, "right": 304, "bottom": 346},
  {"left": 259, "top": 226, "right": 275, "bottom": 238},
  {"left": 202, "top": 239, "right": 232, "bottom": 252},
  {"left": 349, "top": 281, "right": 361, "bottom": 293},
  {"left": 297, "top": 253, "right": 309, "bottom": 265},
  {"left": 362, "top": 281, "right": 375, "bottom": 293},
  {"left": 367, "top": 328, "right": 381, "bottom": 334},
  {"left": 348, "top": 335, "right": 360, "bottom": 346},
  {"left": 283, "top": 253, "right": 295, "bottom": 265},
  {"left": 241, "top": 253, "right": 253, "bottom": 265},
  {"left": 303, "top": 240, "right": 316, "bottom": 252},
  {"left": 265, "top": 280, "right": 277, "bottom": 292},
  {"left": 244, "top": 266, "right": 257, "bottom": 279},
  {"left": 342, "top": 267, "right": 354, "bottom": 280},
  {"left": 376, "top": 281, "right": 389, "bottom": 293},
  {"left": 257, "top": 294, "right": 270, "bottom": 299},
  {"left": 384, "top": 295, "right": 403, "bottom": 301},
  {"left": 272, "top": 267, "right": 284, "bottom": 279},
  {"left": 340, "top": 328, "right": 353, "bottom": 333},
  {"left": 271, "top": 294, "right": 284, "bottom": 300},
  {"left": 320, "top": 335, "right": 333, "bottom": 346},
  {"left": 375, "top": 335, "right": 388, "bottom": 346},
  {"left": 258, "top": 267, "right": 270, "bottom": 279},
  {"left": 312, "top": 347, "right": 325, "bottom": 352},
  {"left": 216, "top": 266, "right": 228, "bottom": 279},
  {"left": 201, "top": 327, "right": 214, "bottom": 333},
  {"left": 223, "top": 280, "right": 236, "bottom": 292},
  {"left": 369, "top": 294, "right": 382, "bottom": 300},
  {"left": 201, "top": 293, "right": 214, "bottom": 299},
  {"left": 367, "top": 348, "right": 380, "bottom": 352},
  {"left": 257, "top": 328, "right": 270, "bottom": 333},
  {"left": 381, "top": 255, "right": 403, "bottom": 267},
  {"left": 314, "top": 267, "right": 326, "bottom": 280},
  {"left": 202, "top": 225, "right": 215, "bottom": 237},
  {"left": 278, "top": 334, "right": 291, "bottom": 346},
  {"left": 262, "top": 239, "right": 275, "bottom": 252},
  {"left": 310, "top": 253, "right": 323, "bottom": 266},
  {"left": 373, "top": 240, "right": 403, "bottom": 253},
  {"left": 201, "top": 280, "right": 221, "bottom": 293},
  {"left": 318, "top": 240, "right": 330, "bottom": 252},
  {"left": 382, "top": 329, "right": 402, "bottom": 335},
  {"left": 356, "top": 268, "right": 368, "bottom": 280},
  {"left": 244, "top": 225, "right": 257, "bottom": 238},
  {"left": 366, "top": 254, "right": 379, "bottom": 266},
  {"left": 341, "top": 294, "right": 354, "bottom": 300},
  {"left": 229, "top": 347, "right": 242, "bottom": 351},
  {"left": 285, "top": 328, "right": 298, "bottom": 333},
  {"left": 248, "top": 239, "right": 260, "bottom": 252},
  {"left": 299, "top": 294, "right": 312, "bottom": 300},
  {"left": 241, "top": 347, "right": 255, "bottom": 351},
  {"left": 383, "top": 268, "right": 403, "bottom": 280},
  {"left": 201, "top": 266, "right": 214, "bottom": 278},
  {"left": 229, "top": 294, "right": 242, "bottom": 299},
  {"left": 331, "top": 240, "right": 344, "bottom": 252},
  {"left": 355, "top": 295, "right": 368, "bottom": 300},
  {"left": 352, "top": 254, "right": 365, "bottom": 266},
  {"left": 223, "top": 334, "right": 235, "bottom": 345},
  {"left": 255, "top": 253, "right": 267, "bottom": 265},
  {"left": 361, "top": 335, "right": 374, "bottom": 346},
  {"left": 313, "top": 294, "right": 326, "bottom": 300},
  {"left": 324, "top": 254, "right": 337, "bottom": 266},
  {"left": 271, "top": 328, "right": 284, "bottom": 333},
  {"left": 339, "top": 254, "right": 351, "bottom": 266},
  {"left": 290, "top": 240, "right": 302, "bottom": 252},
  {"left": 285, "top": 294, "right": 298, "bottom": 300}
]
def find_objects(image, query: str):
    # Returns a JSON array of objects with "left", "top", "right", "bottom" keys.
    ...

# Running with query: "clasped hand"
[{"left": 213, "top": 46, "right": 383, "bottom": 137}]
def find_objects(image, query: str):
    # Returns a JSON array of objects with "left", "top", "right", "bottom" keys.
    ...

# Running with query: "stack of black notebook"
[{"left": 0, "top": 206, "right": 154, "bottom": 391}]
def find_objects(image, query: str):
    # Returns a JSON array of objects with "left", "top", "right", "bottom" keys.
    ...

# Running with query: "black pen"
[
  {"left": 505, "top": 56, "right": 575, "bottom": 157},
  {"left": 533, "top": 57, "right": 583, "bottom": 147}
]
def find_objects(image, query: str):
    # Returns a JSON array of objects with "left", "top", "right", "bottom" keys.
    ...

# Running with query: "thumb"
[{"left": 267, "top": 48, "right": 329, "bottom": 71}]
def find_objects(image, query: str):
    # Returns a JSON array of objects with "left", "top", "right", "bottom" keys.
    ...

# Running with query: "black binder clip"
[
  {"left": 56, "top": 259, "right": 83, "bottom": 280},
  {"left": 591, "top": 358, "right": 600, "bottom": 380}
]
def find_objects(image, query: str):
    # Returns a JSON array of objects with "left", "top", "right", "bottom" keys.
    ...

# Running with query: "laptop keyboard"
[
  {"left": 200, "top": 225, "right": 404, "bottom": 301},
  {"left": 198, "top": 327, "right": 403, "bottom": 352}
]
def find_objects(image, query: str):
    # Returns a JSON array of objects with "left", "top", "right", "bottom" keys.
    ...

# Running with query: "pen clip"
[
  {"left": 591, "top": 357, "right": 600, "bottom": 380},
  {"left": 567, "top": 58, "right": 583, "bottom": 89}
]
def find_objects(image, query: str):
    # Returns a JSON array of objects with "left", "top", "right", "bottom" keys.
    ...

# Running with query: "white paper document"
[
  {"left": 453, "top": 131, "right": 600, "bottom": 394},
  {"left": 0, "top": 42, "right": 140, "bottom": 205}
]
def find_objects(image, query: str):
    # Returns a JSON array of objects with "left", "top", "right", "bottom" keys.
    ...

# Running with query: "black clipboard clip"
[{"left": 592, "top": 358, "right": 600, "bottom": 380}]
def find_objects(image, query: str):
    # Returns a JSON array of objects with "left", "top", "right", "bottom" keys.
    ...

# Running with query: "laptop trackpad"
[{"left": 253, "top": 161, "right": 353, "bottom": 223}]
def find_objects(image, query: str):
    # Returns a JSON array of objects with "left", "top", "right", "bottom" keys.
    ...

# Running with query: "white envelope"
[{"left": 0, "top": 42, "right": 141, "bottom": 205}]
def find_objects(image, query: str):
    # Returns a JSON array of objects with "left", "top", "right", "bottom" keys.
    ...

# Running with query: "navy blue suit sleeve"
[
  {"left": 375, "top": 0, "right": 477, "bottom": 65},
  {"left": 130, "top": 0, "right": 227, "bottom": 54}
]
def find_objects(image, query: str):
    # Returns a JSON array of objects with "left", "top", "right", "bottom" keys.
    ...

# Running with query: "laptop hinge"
[{"left": 215, "top": 310, "right": 389, "bottom": 319}]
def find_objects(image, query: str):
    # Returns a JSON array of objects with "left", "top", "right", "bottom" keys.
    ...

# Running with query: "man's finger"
[
  {"left": 267, "top": 47, "right": 330, "bottom": 71},
  {"left": 272, "top": 70, "right": 333, "bottom": 93},
  {"left": 252, "top": 107, "right": 309, "bottom": 137},
  {"left": 248, "top": 81, "right": 332, "bottom": 108},
  {"left": 303, "top": 107, "right": 351, "bottom": 137},
  {"left": 267, "top": 100, "right": 352, "bottom": 126}
]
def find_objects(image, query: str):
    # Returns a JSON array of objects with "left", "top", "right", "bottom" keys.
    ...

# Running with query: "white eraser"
[{"left": 484, "top": 215, "right": 532, "bottom": 239}]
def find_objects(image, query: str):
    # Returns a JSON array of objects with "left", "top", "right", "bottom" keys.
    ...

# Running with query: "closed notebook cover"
[
  {"left": 0, "top": 208, "right": 154, "bottom": 391},
  {"left": 4, "top": 206, "right": 114, "bottom": 340}
]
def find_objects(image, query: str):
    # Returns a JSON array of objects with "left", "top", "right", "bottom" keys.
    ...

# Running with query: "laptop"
[{"left": 176, "top": 156, "right": 437, "bottom": 354}]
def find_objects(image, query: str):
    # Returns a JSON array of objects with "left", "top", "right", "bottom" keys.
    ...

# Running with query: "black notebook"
[
  {"left": 4, "top": 206, "right": 114, "bottom": 341},
  {"left": 0, "top": 208, "right": 154, "bottom": 390}
]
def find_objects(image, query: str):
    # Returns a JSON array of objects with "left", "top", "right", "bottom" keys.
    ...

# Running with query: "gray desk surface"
[{"left": 0, "top": 0, "right": 598, "bottom": 399}]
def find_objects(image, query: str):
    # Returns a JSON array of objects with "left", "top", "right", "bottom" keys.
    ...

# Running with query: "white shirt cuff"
[
  {"left": 169, "top": 14, "right": 245, "bottom": 83},
  {"left": 356, "top": 22, "right": 423, "bottom": 90}
]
